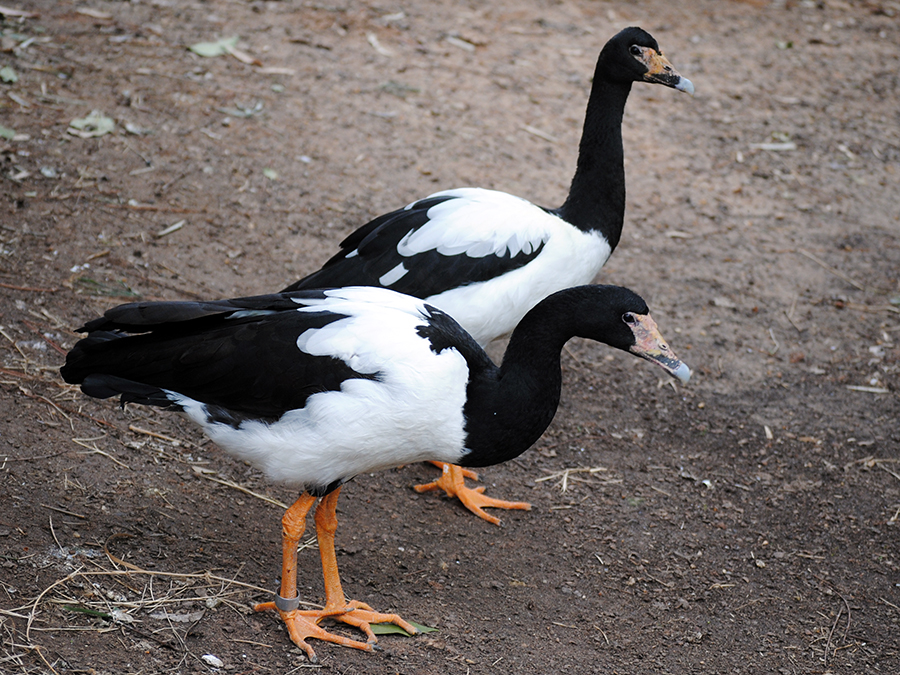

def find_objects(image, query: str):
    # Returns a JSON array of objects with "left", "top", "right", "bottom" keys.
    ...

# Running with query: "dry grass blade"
[
  {"left": 21, "top": 319, "right": 67, "bottom": 356},
  {"left": 824, "top": 603, "right": 843, "bottom": 665},
  {"left": 25, "top": 565, "right": 86, "bottom": 641},
  {"left": 844, "top": 457, "right": 900, "bottom": 482},
  {"left": 879, "top": 597, "right": 900, "bottom": 612},
  {"left": 0, "top": 281, "right": 59, "bottom": 292},
  {"left": 48, "top": 515, "right": 63, "bottom": 553},
  {"left": 876, "top": 462, "right": 900, "bottom": 483},
  {"left": 0, "top": 326, "right": 29, "bottom": 363},
  {"left": 72, "top": 438, "right": 131, "bottom": 469},
  {"left": 197, "top": 472, "right": 289, "bottom": 509},
  {"left": 128, "top": 424, "right": 197, "bottom": 447},
  {"left": 18, "top": 540, "right": 325, "bottom": 647},
  {"left": 846, "top": 385, "right": 891, "bottom": 394},
  {"left": 521, "top": 125, "right": 558, "bottom": 143},
  {"left": 40, "top": 503, "right": 87, "bottom": 519},
  {"left": 797, "top": 248, "right": 867, "bottom": 292},
  {"left": 846, "top": 302, "right": 900, "bottom": 315}
]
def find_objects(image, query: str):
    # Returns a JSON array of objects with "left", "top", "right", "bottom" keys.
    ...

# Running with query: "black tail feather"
[{"left": 81, "top": 374, "right": 181, "bottom": 409}]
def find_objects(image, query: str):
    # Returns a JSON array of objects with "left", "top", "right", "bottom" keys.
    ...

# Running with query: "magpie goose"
[
  {"left": 62, "top": 284, "right": 689, "bottom": 661},
  {"left": 281, "top": 27, "right": 694, "bottom": 521}
]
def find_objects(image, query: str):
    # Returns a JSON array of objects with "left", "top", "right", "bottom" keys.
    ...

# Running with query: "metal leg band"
[{"left": 274, "top": 592, "right": 301, "bottom": 612}]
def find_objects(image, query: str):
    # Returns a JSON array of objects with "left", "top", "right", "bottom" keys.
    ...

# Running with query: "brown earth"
[{"left": 1, "top": 1, "right": 899, "bottom": 673}]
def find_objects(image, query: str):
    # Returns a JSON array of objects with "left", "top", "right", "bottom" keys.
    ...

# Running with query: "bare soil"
[{"left": 1, "top": 1, "right": 899, "bottom": 673}]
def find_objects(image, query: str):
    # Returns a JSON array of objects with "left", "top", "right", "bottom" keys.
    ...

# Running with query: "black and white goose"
[
  {"left": 282, "top": 27, "right": 693, "bottom": 521},
  {"left": 61, "top": 284, "right": 690, "bottom": 662}
]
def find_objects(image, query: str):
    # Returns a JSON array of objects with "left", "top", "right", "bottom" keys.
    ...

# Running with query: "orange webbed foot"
[
  {"left": 414, "top": 462, "right": 531, "bottom": 525},
  {"left": 254, "top": 599, "right": 372, "bottom": 663},
  {"left": 320, "top": 599, "right": 418, "bottom": 643},
  {"left": 255, "top": 596, "right": 417, "bottom": 661}
]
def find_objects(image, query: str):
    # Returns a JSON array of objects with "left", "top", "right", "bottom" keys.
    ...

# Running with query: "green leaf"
[
  {"left": 370, "top": 620, "right": 438, "bottom": 636},
  {"left": 75, "top": 277, "right": 140, "bottom": 298},
  {"left": 0, "top": 125, "right": 15, "bottom": 140},
  {"left": 380, "top": 80, "right": 420, "bottom": 99},
  {"left": 63, "top": 604, "right": 112, "bottom": 619},
  {"left": 69, "top": 111, "right": 115, "bottom": 138},
  {"left": 189, "top": 36, "right": 239, "bottom": 58},
  {"left": 0, "top": 66, "right": 18, "bottom": 84},
  {"left": 262, "top": 168, "right": 278, "bottom": 181}
]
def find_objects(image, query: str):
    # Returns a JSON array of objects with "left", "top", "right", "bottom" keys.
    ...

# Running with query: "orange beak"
[
  {"left": 628, "top": 313, "right": 691, "bottom": 383},
  {"left": 641, "top": 49, "right": 695, "bottom": 95}
]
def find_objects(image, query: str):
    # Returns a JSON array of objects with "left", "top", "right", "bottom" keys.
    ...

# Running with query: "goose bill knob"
[
  {"left": 628, "top": 313, "right": 692, "bottom": 383},
  {"left": 637, "top": 48, "right": 695, "bottom": 96}
]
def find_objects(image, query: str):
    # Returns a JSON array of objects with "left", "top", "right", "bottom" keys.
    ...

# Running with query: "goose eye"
[
  {"left": 623, "top": 312, "right": 636, "bottom": 324},
  {"left": 629, "top": 45, "right": 642, "bottom": 57}
]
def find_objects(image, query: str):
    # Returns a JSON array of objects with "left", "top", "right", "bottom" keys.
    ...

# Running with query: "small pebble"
[{"left": 202, "top": 654, "right": 224, "bottom": 668}]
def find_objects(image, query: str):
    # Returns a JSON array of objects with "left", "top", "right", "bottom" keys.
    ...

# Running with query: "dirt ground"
[{"left": 1, "top": 0, "right": 898, "bottom": 673}]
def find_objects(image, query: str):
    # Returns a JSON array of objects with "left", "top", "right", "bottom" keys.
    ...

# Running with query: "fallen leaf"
[
  {"left": 69, "top": 110, "right": 115, "bottom": 138},
  {"left": 0, "top": 6, "right": 39, "bottom": 18},
  {"left": 750, "top": 141, "right": 796, "bottom": 152},
  {"left": 110, "top": 608, "right": 136, "bottom": 623},
  {"left": 216, "top": 101, "right": 264, "bottom": 118},
  {"left": 0, "top": 65, "right": 17, "bottom": 83},
  {"left": 380, "top": 80, "right": 420, "bottom": 99},
  {"left": 0, "top": 124, "right": 15, "bottom": 140},
  {"left": 189, "top": 36, "right": 239, "bottom": 58},
  {"left": 124, "top": 122, "right": 151, "bottom": 135},
  {"left": 263, "top": 168, "right": 278, "bottom": 180},
  {"left": 371, "top": 620, "right": 438, "bottom": 636},
  {"left": 76, "top": 7, "right": 113, "bottom": 20}
]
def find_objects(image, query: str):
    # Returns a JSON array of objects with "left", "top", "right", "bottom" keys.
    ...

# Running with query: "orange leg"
[
  {"left": 313, "top": 488, "right": 418, "bottom": 642},
  {"left": 254, "top": 492, "right": 372, "bottom": 663},
  {"left": 254, "top": 489, "right": 417, "bottom": 662},
  {"left": 413, "top": 462, "right": 531, "bottom": 526}
]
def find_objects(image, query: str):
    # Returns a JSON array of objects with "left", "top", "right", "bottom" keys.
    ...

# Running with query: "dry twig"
[{"left": 535, "top": 466, "right": 620, "bottom": 492}]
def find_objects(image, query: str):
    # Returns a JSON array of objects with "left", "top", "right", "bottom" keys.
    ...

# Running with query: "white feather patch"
[
  {"left": 396, "top": 188, "right": 552, "bottom": 259},
  {"left": 173, "top": 287, "right": 471, "bottom": 488},
  {"left": 378, "top": 262, "right": 409, "bottom": 286}
]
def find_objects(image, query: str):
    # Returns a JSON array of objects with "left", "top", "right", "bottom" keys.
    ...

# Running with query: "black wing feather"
[{"left": 283, "top": 195, "right": 546, "bottom": 299}]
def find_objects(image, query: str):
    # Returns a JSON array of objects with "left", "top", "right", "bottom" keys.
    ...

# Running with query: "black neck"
[
  {"left": 460, "top": 294, "right": 579, "bottom": 468},
  {"left": 555, "top": 76, "right": 632, "bottom": 251}
]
